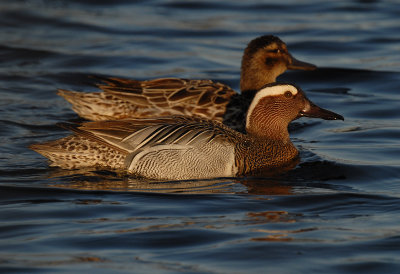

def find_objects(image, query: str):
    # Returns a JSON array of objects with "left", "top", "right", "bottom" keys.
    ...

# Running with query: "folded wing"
[
  {"left": 58, "top": 77, "right": 236, "bottom": 121},
  {"left": 33, "top": 116, "right": 241, "bottom": 180}
]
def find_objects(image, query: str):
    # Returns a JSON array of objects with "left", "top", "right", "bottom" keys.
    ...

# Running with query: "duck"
[
  {"left": 58, "top": 35, "right": 316, "bottom": 132},
  {"left": 31, "top": 83, "right": 343, "bottom": 181}
]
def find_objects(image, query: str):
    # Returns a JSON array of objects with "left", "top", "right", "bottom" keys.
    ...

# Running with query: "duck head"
[
  {"left": 240, "top": 35, "right": 316, "bottom": 92},
  {"left": 246, "top": 83, "right": 343, "bottom": 141}
]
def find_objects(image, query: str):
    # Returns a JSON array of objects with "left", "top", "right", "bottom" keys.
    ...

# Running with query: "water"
[{"left": 1, "top": 0, "right": 400, "bottom": 273}]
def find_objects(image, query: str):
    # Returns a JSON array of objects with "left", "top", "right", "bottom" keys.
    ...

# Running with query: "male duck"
[
  {"left": 31, "top": 83, "right": 343, "bottom": 180},
  {"left": 58, "top": 35, "right": 316, "bottom": 131}
]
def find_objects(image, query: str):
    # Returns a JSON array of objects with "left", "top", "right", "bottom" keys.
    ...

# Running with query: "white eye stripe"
[
  {"left": 246, "top": 84, "right": 299, "bottom": 127},
  {"left": 257, "top": 84, "right": 298, "bottom": 97}
]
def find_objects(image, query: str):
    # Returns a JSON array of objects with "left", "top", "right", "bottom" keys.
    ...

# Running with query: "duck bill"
[
  {"left": 288, "top": 54, "right": 317, "bottom": 71},
  {"left": 299, "top": 101, "right": 344, "bottom": 121}
]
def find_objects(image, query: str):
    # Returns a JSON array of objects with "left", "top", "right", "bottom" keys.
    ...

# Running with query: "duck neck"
[
  {"left": 246, "top": 102, "right": 292, "bottom": 144},
  {"left": 240, "top": 55, "right": 284, "bottom": 92},
  {"left": 236, "top": 127, "right": 298, "bottom": 176},
  {"left": 247, "top": 121, "right": 291, "bottom": 144}
]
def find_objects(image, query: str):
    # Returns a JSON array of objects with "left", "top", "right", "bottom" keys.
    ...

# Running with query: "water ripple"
[{"left": 1, "top": 0, "right": 400, "bottom": 272}]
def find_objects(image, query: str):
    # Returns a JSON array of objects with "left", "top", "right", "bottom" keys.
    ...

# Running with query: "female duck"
[
  {"left": 31, "top": 83, "right": 343, "bottom": 180},
  {"left": 58, "top": 35, "right": 316, "bottom": 131}
]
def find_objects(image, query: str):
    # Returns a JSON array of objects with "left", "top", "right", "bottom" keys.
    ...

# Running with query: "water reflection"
[
  {"left": 44, "top": 167, "right": 302, "bottom": 195},
  {"left": 40, "top": 153, "right": 350, "bottom": 195},
  {"left": 2, "top": 0, "right": 400, "bottom": 271},
  {"left": 251, "top": 227, "right": 317, "bottom": 242},
  {"left": 50, "top": 177, "right": 240, "bottom": 194}
]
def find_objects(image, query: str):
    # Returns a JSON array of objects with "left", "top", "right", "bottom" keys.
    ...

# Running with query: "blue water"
[{"left": 1, "top": 0, "right": 400, "bottom": 273}]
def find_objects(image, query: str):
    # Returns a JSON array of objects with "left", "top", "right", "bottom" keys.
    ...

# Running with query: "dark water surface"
[{"left": 1, "top": 0, "right": 400, "bottom": 273}]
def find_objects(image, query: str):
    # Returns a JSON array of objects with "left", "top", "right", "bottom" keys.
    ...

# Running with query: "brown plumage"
[
  {"left": 32, "top": 83, "right": 343, "bottom": 180},
  {"left": 58, "top": 35, "right": 316, "bottom": 132},
  {"left": 58, "top": 78, "right": 234, "bottom": 122}
]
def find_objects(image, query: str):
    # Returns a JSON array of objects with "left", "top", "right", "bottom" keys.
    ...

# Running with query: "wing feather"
[
  {"left": 63, "top": 116, "right": 243, "bottom": 155},
  {"left": 94, "top": 77, "right": 237, "bottom": 120}
]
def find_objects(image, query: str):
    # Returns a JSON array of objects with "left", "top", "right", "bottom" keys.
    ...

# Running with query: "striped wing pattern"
[
  {"left": 64, "top": 116, "right": 241, "bottom": 155},
  {"left": 94, "top": 77, "right": 237, "bottom": 120},
  {"left": 59, "top": 116, "right": 241, "bottom": 179}
]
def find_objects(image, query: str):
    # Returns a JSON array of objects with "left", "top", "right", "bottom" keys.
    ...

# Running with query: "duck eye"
[{"left": 284, "top": 91, "right": 293, "bottom": 98}]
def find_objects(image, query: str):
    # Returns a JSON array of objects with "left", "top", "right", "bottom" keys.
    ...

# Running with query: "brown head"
[
  {"left": 240, "top": 35, "right": 316, "bottom": 92},
  {"left": 245, "top": 83, "right": 343, "bottom": 142}
]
